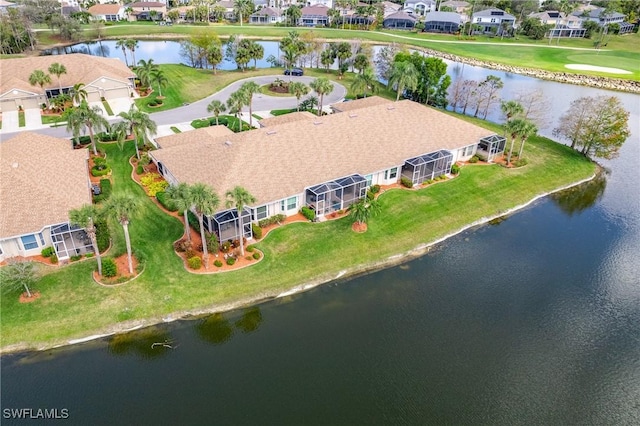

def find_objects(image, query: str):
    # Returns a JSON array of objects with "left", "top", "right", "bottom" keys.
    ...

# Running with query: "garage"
[
  {"left": 104, "top": 87, "right": 130, "bottom": 100},
  {"left": 0, "top": 99, "right": 18, "bottom": 112},
  {"left": 87, "top": 91, "right": 101, "bottom": 103},
  {"left": 21, "top": 97, "right": 41, "bottom": 109}
]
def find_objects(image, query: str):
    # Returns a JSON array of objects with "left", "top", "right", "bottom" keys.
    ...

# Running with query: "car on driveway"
[{"left": 284, "top": 68, "right": 304, "bottom": 76}]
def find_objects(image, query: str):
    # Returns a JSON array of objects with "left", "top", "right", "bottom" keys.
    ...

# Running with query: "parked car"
[{"left": 284, "top": 68, "right": 304, "bottom": 76}]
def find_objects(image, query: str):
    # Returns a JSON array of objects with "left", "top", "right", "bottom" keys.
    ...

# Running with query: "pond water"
[{"left": 4, "top": 39, "right": 638, "bottom": 425}]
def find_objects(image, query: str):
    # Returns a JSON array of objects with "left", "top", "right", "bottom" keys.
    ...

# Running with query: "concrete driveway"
[
  {"left": 1, "top": 111, "right": 19, "bottom": 133},
  {"left": 108, "top": 97, "right": 133, "bottom": 115},
  {"left": 24, "top": 109, "right": 42, "bottom": 129}
]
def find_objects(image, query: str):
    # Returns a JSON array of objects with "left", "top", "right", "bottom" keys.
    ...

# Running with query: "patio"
[
  {"left": 305, "top": 174, "right": 368, "bottom": 217},
  {"left": 476, "top": 135, "right": 507, "bottom": 163},
  {"left": 50, "top": 222, "right": 94, "bottom": 260},
  {"left": 204, "top": 208, "right": 253, "bottom": 244},
  {"left": 401, "top": 150, "right": 454, "bottom": 186}
]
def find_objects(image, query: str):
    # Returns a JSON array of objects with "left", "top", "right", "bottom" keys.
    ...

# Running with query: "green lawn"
[
  {"left": 102, "top": 100, "right": 114, "bottom": 116},
  {"left": 41, "top": 115, "right": 62, "bottom": 125},
  {"left": 0, "top": 115, "right": 596, "bottom": 351},
  {"left": 18, "top": 111, "right": 25, "bottom": 127}
]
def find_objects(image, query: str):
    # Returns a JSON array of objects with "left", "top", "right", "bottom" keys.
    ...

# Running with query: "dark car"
[{"left": 284, "top": 68, "right": 304, "bottom": 76}]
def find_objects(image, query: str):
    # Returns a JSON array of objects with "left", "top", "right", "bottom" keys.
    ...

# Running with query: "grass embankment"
[
  {"left": 0, "top": 116, "right": 595, "bottom": 350},
  {"left": 38, "top": 22, "right": 640, "bottom": 80}
]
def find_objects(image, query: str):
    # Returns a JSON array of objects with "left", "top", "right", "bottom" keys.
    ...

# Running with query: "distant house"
[
  {"left": 380, "top": 1, "right": 401, "bottom": 18},
  {"left": 424, "top": 11, "right": 461, "bottom": 33},
  {"left": 572, "top": 7, "right": 634, "bottom": 34},
  {"left": 403, "top": 0, "right": 435, "bottom": 16},
  {"left": 0, "top": 133, "right": 93, "bottom": 263},
  {"left": 0, "top": 0, "right": 17, "bottom": 14},
  {"left": 215, "top": 0, "right": 236, "bottom": 21},
  {"left": 250, "top": 7, "right": 285, "bottom": 24},
  {"left": 128, "top": 2, "right": 166, "bottom": 21},
  {"left": 383, "top": 10, "right": 417, "bottom": 29},
  {"left": 299, "top": 5, "right": 329, "bottom": 26},
  {"left": 530, "top": 10, "right": 586, "bottom": 38},
  {"left": 88, "top": 4, "right": 125, "bottom": 21},
  {"left": 439, "top": 0, "right": 469, "bottom": 21},
  {"left": 472, "top": 8, "right": 515, "bottom": 35}
]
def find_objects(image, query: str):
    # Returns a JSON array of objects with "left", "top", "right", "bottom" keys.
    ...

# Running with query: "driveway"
[
  {"left": 24, "top": 108, "right": 42, "bottom": 130},
  {"left": 108, "top": 97, "right": 134, "bottom": 115},
  {"left": 1, "top": 111, "right": 19, "bottom": 133}
]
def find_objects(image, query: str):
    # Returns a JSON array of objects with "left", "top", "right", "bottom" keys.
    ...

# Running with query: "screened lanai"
[
  {"left": 476, "top": 134, "right": 506, "bottom": 163},
  {"left": 401, "top": 150, "right": 453, "bottom": 186},
  {"left": 306, "top": 174, "right": 368, "bottom": 216},
  {"left": 205, "top": 208, "right": 252, "bottom": 244},
  {"left": 50, "top": 222, "right": 94, "bottom": 260}
]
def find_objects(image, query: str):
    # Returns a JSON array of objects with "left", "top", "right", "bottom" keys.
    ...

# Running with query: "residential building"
[
  {"left": 380, "top": 1, "right": 401, "bottom": 17},
  {"left": 439, "top": 0, "right": 469, "bottom": 21},
  {"left": 250, "top": 7, "right": 285, "bottom": 24},
  {"left": 472, "top": 8, "right": 515, "bottom": 35},
  {"left": 0, "top": 54, "right": 135, "bottom": 112},
  {"left": 572, "top": 7, "right": 634, "bottom": 34},
  {"left": 0, "top": 0, "right": 17, "bottom": 14},
  {"left": 150, "top": 98, "right": 502, "bottom": 243},
  {"left": 128, "top": 1, "right": 166, "bottom": 21},
  {"left": 383, "top": 10, "right": 417, "bottom": 29},
  {"left": 299, "top": 5, "right": 329, "bottom": 26},
  {"left": 424, "top": 11, "right": 461, "bottom": 33},
  {"left": 0, "top": 133, "right": 93, "bottom": 263},
  {"left": 403, "top": 0, "right": 435, "bottom": 16},
  {"left": 530, "top": 10, "right": 586, "bottom": 38},
  {"left": 88, "top": 4, "right": 126, "bottom": 21}
]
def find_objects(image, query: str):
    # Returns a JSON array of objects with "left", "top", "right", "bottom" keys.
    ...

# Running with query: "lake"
[{"left": 3, "top": 40, "right": 639, "bottom": 425}]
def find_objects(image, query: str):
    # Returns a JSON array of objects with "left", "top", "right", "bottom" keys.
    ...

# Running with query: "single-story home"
[
  {"left": 383, "top": 10, "right": 417, "bottom": 29},
  {"left": 0, "top": 54, "right": 135, "bottom": 112},
  {"left": 150, "top": 98, "right": 502, "bottom": 244},
  {"left": 88, "top": 3, "right": 125, "bottom": 21},
  {"left": 250, "top": 7, "right": 285, "bottom": 24},
  {"left": 0, "top": 133, "right": 93, "bottom": 263},
  {"left": 424, "top": 11, "right": 461, "bottom": 33},
  {"left": 128, "top": 1, "right": 166, "bottom": 21},
  {"left": 299, "top": 5, "right": 330, "bottom": 27}
]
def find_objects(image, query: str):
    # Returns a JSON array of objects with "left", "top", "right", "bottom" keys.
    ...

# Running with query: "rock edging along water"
[{"left": 0, "top": 172, "right": 597, "bottom": 355}]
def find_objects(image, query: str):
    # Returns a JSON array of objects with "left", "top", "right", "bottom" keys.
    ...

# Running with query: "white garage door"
[
  {"left": 22, "top": 97, "right": 41, "bottom": 109},
  {"left": 104, "top": 87, "right": 130, "bottom": 100},
  {"left": 87, "top": 91, "right": 101, "bottom": 103},
  {"left": 0, "top": 99, "right": 18, "bottom": 112}
]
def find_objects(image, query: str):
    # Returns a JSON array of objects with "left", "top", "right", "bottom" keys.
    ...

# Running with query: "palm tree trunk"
[
  {"left": 318, "top": 94, "right": 323, "bottom": 116},
  {"left": 122, "top": 222, "right": 134, "bottom": 274},
  {"left": 215, "top": 115, "right": 219, "bottom": 126},
  {"left": 507, "top": 136, "right": 516, "bottom": 165},
  {"left": 396, "top": 85, "right": 402, "bottom": 102},
  {"left": 183, "top": 209, "right": 191, "bottom": 242},
  {"left": 134, "top": 134, "right": 140, "bottom": 159},
  {"left": 248, "top": 100, "right": 253, "bottom": 128},
  {"left": 238, "top": 211, "right": 245, "bottom": 256},
  {"left": 198, "top": 215, "right": 209, "bottom": 269},
  {"left": 518, "top": 137, "right": 526, "bottom": 158},
  {"left": 88, "top": 124, "right": 98, "bottom": 156},
  {"left": 121, "top": 48, "right": 128, "bottom": 67},
  {"left": 88, "top": 223, "right": 102, "bottom": 276},
  {"left": 23, "top": 283, "right": 32, "bottom": 298}
]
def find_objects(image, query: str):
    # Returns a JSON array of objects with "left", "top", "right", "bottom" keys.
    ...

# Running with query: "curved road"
[{"left": 1, "top": 75, "right": 347, "bottom": 140}]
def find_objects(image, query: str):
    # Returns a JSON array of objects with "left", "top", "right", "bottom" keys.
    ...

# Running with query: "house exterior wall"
[{"left": 0, "top": 227, "right": 53, "bottom": 262}]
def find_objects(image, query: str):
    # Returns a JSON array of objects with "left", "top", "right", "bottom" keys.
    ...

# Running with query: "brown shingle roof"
[
  {"left": 0, "top": 54, "right": 134, "bottom": 97},
  {"left": 331, "top": 96, "right": 392, "bottom": 113},
  {"left": 150, "top": 100, "right": 494, "bottom": 207},
  {"left": 129, "top": 1, "right": 165, "bottom": 7},
  {"left": 88, "top": 4, "right": 122, "bottom": 15},
  {"left": 259, "top": 111, "right": 315, "bottom": 127},
  {"left": 155, "top": 125, "right": 233, "bottom": 149},
  {"left": 0, "top": 133, "right": 91, "bottom": 239}
]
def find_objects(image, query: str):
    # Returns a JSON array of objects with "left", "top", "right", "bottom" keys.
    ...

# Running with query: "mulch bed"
[
  {"left": 19, "top": 291, "right": 41, "bottom": 304},
  {"left": 94, "top": 253, "right": 140, "bottom": 285}
]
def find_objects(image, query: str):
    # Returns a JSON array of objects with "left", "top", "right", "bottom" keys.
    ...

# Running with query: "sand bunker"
[{"left": 565, "top": 64, "right": 632, "bottom": 74}]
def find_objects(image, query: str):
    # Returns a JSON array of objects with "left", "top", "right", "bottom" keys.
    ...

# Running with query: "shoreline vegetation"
[{"left": 0, "top": 113, "right": 597, "bottom": 354}]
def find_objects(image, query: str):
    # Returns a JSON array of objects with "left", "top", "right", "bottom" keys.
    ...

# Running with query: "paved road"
[{"left": 1, "top": 75, "right": 347, "bottom": 141}]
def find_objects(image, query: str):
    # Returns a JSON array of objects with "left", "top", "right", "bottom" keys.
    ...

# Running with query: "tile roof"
[
  {"left": 258, "top": 111, "right": 316, "bottom": 127},
  {"left": 0, "top": 133, "right": 91, "bottom": 239},
  {"left": 88, "top": 4, "right": 122, "bottom": 15},
  {"left": 150, "top": 100, "right": 494, "bottom": 207},
  {"left": 155, "top": 125, "right": 233, "bottom": 149},
  {"left": 301, "top": 5, "right": 329, "bottom": 16},
  {"left": 425, "top": 11, "right": 462, "bottom": 23},
  {"left": 0, "top": 54, "right": 134, "bottom": 97},
  {"left": 129, "top": 2, "right": 165, "bottom": 7},
  {"left": 473, "top": 8, "right": 515, "bottom": 20},
  {"left": 251, "top": 7, "right": 282, "bottom": 17},
  {"left": 384, "top": 11, "right": 418, "bottom": 21},
  {"left": 331, "top": 96, "right": 392, "bottom": 113}
]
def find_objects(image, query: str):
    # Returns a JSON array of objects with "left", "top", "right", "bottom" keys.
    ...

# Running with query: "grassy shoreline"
[{"left": 0, "top": 114, "right": 596, "bottom": 354}]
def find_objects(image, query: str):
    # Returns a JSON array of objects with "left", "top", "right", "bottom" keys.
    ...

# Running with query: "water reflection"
[
  {"left": 107, "top": 326, "right": 174, "bottom": 359},
  {"left": 551, "top": 169, "right": 608, "bottom": 216},
  {"left": 234, "top": 307, "right": 263, "bottom": 334},
  {"left": 195, "top": 313, "right": 234, "bottom": 345}
]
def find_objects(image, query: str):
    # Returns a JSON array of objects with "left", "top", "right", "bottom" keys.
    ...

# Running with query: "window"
[
  {"left": 365, "top": 174, "right": 373, "bottom": 186},
  {"left": 38, "top": 232, "right": 45, "bottom": 245},
  {"left": 476, "top": 17, "right": 481, "bottom": 22},
  {"left": 255, "top": 205, "right": 268, "bottom": 220},
  {"left": 490, "top": 18, "right": 496, "bottom": 23},
  {"left": 281, "top": 197, "right": 297, "bottom": 211},
  {"left": 384, "top": 167, "right": 398, "bottom": 180},
  {"left": 0, "top": 244, "right": 3, "bottom": 255},
  {"left": 21, "top": 234, "right": 38, "bottom": 250}
]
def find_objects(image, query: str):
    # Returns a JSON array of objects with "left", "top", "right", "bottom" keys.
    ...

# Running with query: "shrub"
[
  {"left": 187, "top": 211, "right": 200, "bottom": 233},
  {"left": 50, "top": 254, "right": 58, "bottom": 264},
  {"left": 451, "top": 164, "right": 461, "bottom": 174},
  {"left": 226, "top": 257, "right": 236, "bottom": 266},
  {"left": 258, "top": 214, "right": 286, "bottom": 228},
  {"left": 140, "top": 173, "right": 168, "bottom": 197},
  {"left": 400, "top": 177, "right": 414, "bottom": 188},
  {"left": 91, "top": 165, "right": 111, "bottom": 177},
  {"left": 476, "top": 154, "right": 487, "bottom": 162},
  {"left": 93, "top": 157, "right": 107, "bottom": 167},
  {"left": 94, "top": 219, "right": 110, "bottom": 252},
  {"left": 85, "top": 253, "right": 94, "bottom": 258},
  {"left": 206, "top": 232, "right": 219, "bottom": 254},
  {"left": 214, "top": 260, "right": 223, "bottom": 267},
  {"left": 301, "top": 206, "right": 315, "bottom": 221},
  {"left": 136, "top": 164, "right": 144, "bottom": 175},
  {"left": 41, "top": 247, "right": 54, "bottom": 258},
  {"left": 138, "top": 154, "right": 151, "bottom": 167},
  {"left": 252, "top": 251, "right": 261, "bottom": 260},
  {"left": 245, "top": 255, "right": 253, "bottom": 261},
  {"left": 246, "top": 245, "right": 255, "bottom": 252},
  {"left": 221, "top": 241, "right": 232, "bottom": 253},
  {"left": 370, "top": 184, "right": 381, "bottom": 194},
  {"left": 103, "top": 258, "right": 117, "bottom": 277},
  {"left": 94, "top": 179, "right": 112, "bottom": 203},
  {"left": 156, "top": 191, "right": 178, "bottom": 212},
  {"left": 70, "top": 255, "right": 81, "bottom": 262},
  {"left": 468, "top": 155, "right": 479, "bottom": 163},
  {"left": 251, "top": 223, "right": 262, "bottom": 240},
  {"left": 187, "top": 256, "right": 202, "bottom": 270},
  {"left": 514, "top": 158, "right": 529, "bottom": 167},
  {"left": 366, "top": 190, "right": 375, "bottom": 201}
]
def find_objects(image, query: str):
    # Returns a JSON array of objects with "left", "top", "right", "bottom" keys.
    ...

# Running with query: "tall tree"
[
  {"left": 225, "top": 186, "right": 256, "bottom": 257},
  {"left": 394, "top": 52, "right": 451, "bottom": 107},
  {"left": 500, "top": 100, "right": 524, "bottom": 124},
  {"left": 150, "top": 69, "right": 168, "bottom": 98},
  {"left": 233, "top": 0, "right": 253, "bottom": 25},
  {"left": 517, "top": 120, "right": 538, "bottom": 159},
  {"left": 350, "top": 67, "right": 378, "bottom": 98},
  {"left": 288, "top": 82, "right": 309, "bottom": 111},
  {"left": 353, "top": 53, "right": 369, "bottom": 74},
  {"left": 309, "top": 77, "right": 334, "bottom": 117},
  {"left": 28, "top": 69, "right": 51, "bottom": 92},
  {"left": 70, "top": 82, "right": 88, "bottom": 106},
  {"left": 478, "top": 75, "right": 504, "bottom": 119},
  {"left": 102, "top": 193, "right": 139, "bottom": 274},
  {"left": 48, "top": 62, "right": 67, "bottom": 92},
  {"left": 227, "top": 90, "right": 247, "bottom": 131},
  {"left": 388, "top": 61, "right": 418, "bottom": 102},
  {"left": 553, "top": 96, "right": 630, "bottom": 159},
  {"left": 116, "top": 39, "right": 129, "bottom": 67},
  {"left": 65, "top": 101, "right": 109, "bottom": 156},
  {"left": 505, "top": 117, "right": 527, "bottom": 166},
  {"left": 136, "top": 59, "right": 159, "bottom": 88},
  {"left": 239, "top": 81, "right": 260, "bottom": 128},
  {"left": 166, "top": 183, "right": 194, "bottom": 243},
  {"left": 190, "top": 183, "right": 220, "bottom": 269},
  {"left": 118, "top": 106, "right": 157, "bottom": 159},
  {"left": 206, "top": 44, "right": 223, "bottom": 73},
  {"left": 0, "top": 259, "right": 36, "bottom": 298},
  {"left": 125, "top": 39, "right": 139, "bottom": 67},
  {"left": 69, "top": 204, "right": 103, "bottom": 276},
  {"left": 207, "top": 99, "right": 227, "bottom": 125}
]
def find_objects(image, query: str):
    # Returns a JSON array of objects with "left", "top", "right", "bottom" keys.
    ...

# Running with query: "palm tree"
[
  {"left": 66, "top": 101, "right": 109, "bottom": 156},
  {"left": 350, "top": 67, "right": 377, "bottom": 98},
  {"left": 116, "top": 39, "right": 129, "bottom": 67},
  {"left": 70, "top": 82, "right": 88, "bottom": 106},
  {"left": 48, "top": 62, "right": 67, "bottom": 93},
  {"left": 233, "top": 0, "right": 252, "bottom": 26},
  {"left": 69, "top": 204, "right": 103, "bottom": 276},
  {"left": 227, "top": 90, "right": 247, "bottom": 132},
  {"left": 118, "top": 105, "right": 157, "bottom": 159},
  {"left": 166, "top": 183, "right": 194, "bottom": 243},
  {"left": 309, "top": 77, "right": 334, "bottom": 117},
  {"left": 517, "top": 120, "right": 538, "bottom": 159},
  {"left": 112, "top": 120, "right": 129, "bottom": 152},
  {"left": 102, "top": 193, "right": 139, "bottom": 274},
  {"left": 150, "top": 68, "right": 168, "bottom": 98},
  {"left": 225, "top": 186, "right": 256, "bottom": 257},
  {"left": 505, "top": 117, "right": 527, "bottom": 166},
  {"left": 190, "top": 183, "right": 220, "bottom": 269},
  {"left": 389, "top": 61, "right": 418, "bottom": 102},
  {"left": 288, "top": 82, "right": 309, "bottom": 111},
  {"left": 500, "top": 100, "right": 524, "bottom": 124},
  {"left": 125, "top": 39, "right": 139, "bottom": 67},
  {"left": 282, "top": 46, "right": 300, "bottom": 82},
  {"left": 348, "top": 198, "right": 381, "bottom": 230},
  {"left": 239, "top": 81, "right": 260, "bottom": 128},
  {"left": 207, "top": 99, "right": 226, "bottom": 125},
  {"left": 28, "top": 69, "right": 51, "bottom": 91},
  {"left": 206, "top": 44, "right": 223, "bottom": 73},
  {"left": 136, "top": 59, "right": 159, "bottom": 89}
]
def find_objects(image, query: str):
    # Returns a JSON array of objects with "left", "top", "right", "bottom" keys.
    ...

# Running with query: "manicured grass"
[
  {"left": 0, "top": 115, "right": 596, "bottom": 350},
  {"left": 18, "top": 111, "right": 25, "bottom": 127},
  {"left": 252, "top": 113, "right": 263, "bottom": 120},
  {"left": 270, "top": 108, "right": 297, "bottom": 116},
  {"left": 259, "top": 83, "right": 292, "bottom": 97},
  {"left": 102, "top": 100, "right": 114, "bottom": 116},
  {"left": 170, "top": 126, "right": 181, "bottom": 133},
  {"left": 190, "top": 115, "right": 250, "bottom": 132},
  {"left": 41, "top": 115, "right": 62, "bottom": 125}
]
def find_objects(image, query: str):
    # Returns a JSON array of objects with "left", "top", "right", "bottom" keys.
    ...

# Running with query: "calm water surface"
[{"left": 6, "top": 40, "right": 639, "bottom": 425}]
